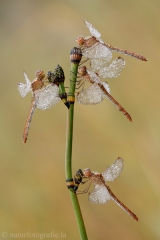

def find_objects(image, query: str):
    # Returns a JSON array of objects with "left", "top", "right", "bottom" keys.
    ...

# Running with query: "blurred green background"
[{"left": 1, "top": 0, "right": 160, "bottom": 239}]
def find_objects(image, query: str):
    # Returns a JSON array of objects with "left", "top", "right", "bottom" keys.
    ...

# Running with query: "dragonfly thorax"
[
  {"left": 83, "top": 168, "right": 105, "bottom": 185},
  {"left": 31, "top": 79, "right": 44, "bottom": 92},
  {"left": 83, "top": 36, "right": 98, "bottom": 48},
  {"left": 90, "top": 172, "right": 105, "bottom": 186}
]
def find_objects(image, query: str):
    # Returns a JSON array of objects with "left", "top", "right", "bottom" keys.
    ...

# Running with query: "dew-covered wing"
[
  {"left": 35, "top": 84, "right": 61, "bottom": 110},
  {"left": 77, "top": 83, "right": 104, "bottom": 105},
  {"left": 18, "top": 72, "right": 31, "bottom": 97},
  {"left": 87, "top": 69, "right": 101, "bottom": 84},
  {"left": 98, "top": 57, "right": 125, "bottom": 78},
  {"left": 82, "top": 42, "right": 112, "bottom": 59},
  {"left": 102, "top": 158, "right": 124, "bottom": 182},
  {"left": 89, "top": 184, "right": 111, "bottom": 204},
  {"left": 101, "top": 82, "right": 110, "bottom": 94},
  {"left": 87, "top": 69, "right": 111, "bottom": 94},
  {"left": 84, "top": 20, "right": 101, "bottom": 39},
  {"left": 90, "top": 57, "right": 112, "bottom": 72}
]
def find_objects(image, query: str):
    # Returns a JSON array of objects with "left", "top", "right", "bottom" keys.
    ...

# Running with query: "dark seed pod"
[{"left": 70, "top": 47, "right": 82, "bottom": 63}]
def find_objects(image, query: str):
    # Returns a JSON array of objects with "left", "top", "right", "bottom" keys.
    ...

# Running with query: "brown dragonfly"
[
  {"left": 76, "top": 20, "right": 147, "bottom": 62},
  {"left": 77, "top": 65, "right": 132, "bottom": 122},
  {"left": 74, "top": 158, "right": 138, "bottom": 221},
  {"left": 18, "top": 69, "right": 61, "bottom": 143}
]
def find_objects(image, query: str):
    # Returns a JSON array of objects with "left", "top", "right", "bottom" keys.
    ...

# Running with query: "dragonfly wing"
[
  {"left": 101, "top": 82, "right": 110, "bottom": 94},
  {"left": 87, "top": 69, "right": 101, "bottom": 84},
  {"left": 23, "top": 71, "right": 32, "bottom": 85},
  {"left": 90, "top": 57, "right": 111, "bottom": 72},
  {"left": 18, "top": 72, "right": 31, "bottom": 97},
  {"left": 35, "top": 84, "right": 61, "bottom": 110},
  {"left": 87, "top": 69, "right": 110, "bottom": 94},
  {"left": 82, "top": 43, "right": 112, "bottom": 59},
  {"left": 102, "top": 158, "right": 124, "bottom": 182},
  {"left": 89, "top": 185, "right": 111, "bottom": 204},
  {"left": 77, "top": 83, "right": 104, "bottom": 105},
  {"left": 98, "top": 57, "right": 125, "bottom": 78},
  {"left": 84, "top": 20, "right": 101, "bottom": 39}
]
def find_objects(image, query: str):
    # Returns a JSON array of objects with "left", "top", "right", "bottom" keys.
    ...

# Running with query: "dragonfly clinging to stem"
[
  {"left": 77, "top": 65, "right": 132, "bottom": 122},
  {"left": 18, "top": 65, "right": 68, "bottom": 143},
  {"left": 76, "top": 20, "right": 147, "bottom": 62},
  {"left": 74, "top": 158, "right": 138, "bottom": 221}
]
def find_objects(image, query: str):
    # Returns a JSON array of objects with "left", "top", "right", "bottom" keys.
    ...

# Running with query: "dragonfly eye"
[
  {"left": 35, "top": 70, "right": 45, "bottom": 80},
  {"left": 78, "top": 66, "right": 87, "bottom": 76},
  {"left": 83, "top": 168, "right": 91, "bottom": 177},
  {"left": 76, "top": 36, "right": 85, "bottom": 45}
]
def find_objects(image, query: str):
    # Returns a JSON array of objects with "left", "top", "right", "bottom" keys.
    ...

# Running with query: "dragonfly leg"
[
  {"left": 76, "top": 79, "right": 83, "bottom": 85},
  {"left": 76, "top": 180, "right": 92, "bottom": 195},
  {"left": 69, "top": 76, "right": 83, "bottom": 88},
  {"left": 69, "top": 79, "right": 77, "bottom": 85},
  {"left": 81, "top": 179, "right": 89, "bottom": 184},
  {"left": 75, "top": 81, "right": 85, "bottom": 90},
  {"left": 70, "top": 71, "right": 82, "bottom": 80},
  {"left": 70, "top": 71, "right": 78, "bottom": 78},
  {"left": 79, "top": 58, "right": 89, "bottom": 66}
]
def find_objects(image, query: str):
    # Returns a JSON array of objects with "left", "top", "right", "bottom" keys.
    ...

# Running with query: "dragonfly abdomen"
[
  {"left": 23, "top": 97, "right": 36, "bottom": 143},
  {"left": 98, "top": 83, "right": 132, "bottom": 122},
  {"left": 104, "top": 43, "right": 147, "bottom": 61},
  {"left": 105, "top": 184, "right": 138, "bottom": 221}
]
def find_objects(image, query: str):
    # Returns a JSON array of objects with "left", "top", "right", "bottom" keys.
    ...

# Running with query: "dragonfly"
[
  {"left": 74, "top": 158, "right": 138, "bottom": 221},
  {"left": 76, "top": 20, "right": 147, "bottom": 62},
  {"left": 77, "top": 65, "right": 132, "bottom": 122},
  {"left": 18, "top": 65, "right": 66, "bottom": 143}
]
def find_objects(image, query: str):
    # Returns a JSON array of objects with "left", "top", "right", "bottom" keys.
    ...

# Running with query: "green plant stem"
[{"left": 65, "top": 62, "right": 88, "bottom": 240}]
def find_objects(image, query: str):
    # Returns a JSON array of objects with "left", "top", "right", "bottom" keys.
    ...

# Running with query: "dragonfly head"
[
  {"left": 83, "top": 168, "right": 92, "bottom": 178},
  {"left": 35, "top": 70, "right": 45, "bottom": 81},
  {"left": 76, "top": 35, "right": 85, "bottom": 46},
  {"left": 78, "top": 66, "right": 87, "bottom": 76}
]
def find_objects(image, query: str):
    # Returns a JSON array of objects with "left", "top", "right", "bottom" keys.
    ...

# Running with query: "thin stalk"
[{"left": 65, "top": 48, "right": 88, "bottom": 240}]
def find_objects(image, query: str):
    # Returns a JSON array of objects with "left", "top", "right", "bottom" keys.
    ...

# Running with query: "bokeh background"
[{"left": 1, "top": 0, "right": 160, "bottom": 239}]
